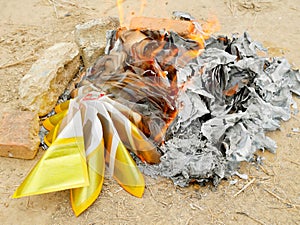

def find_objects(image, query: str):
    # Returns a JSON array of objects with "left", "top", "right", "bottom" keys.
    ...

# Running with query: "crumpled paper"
[{"left": 140, "top": 30, "right": 300, "bottom": 187}]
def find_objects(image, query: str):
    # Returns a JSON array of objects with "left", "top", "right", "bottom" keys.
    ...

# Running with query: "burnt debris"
[{"left": 77, "top": 18, "right": 300, "bottom": 187}]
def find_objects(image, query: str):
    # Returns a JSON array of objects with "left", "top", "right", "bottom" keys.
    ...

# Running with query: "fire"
[
  {"left": 175, "top": 18, "right": 220, "bottom": 69},
  {"left": 117, "top": 0, "right": 125, "bottom": 27},
  {"left": 117, "top": 0, "right": 147, "bottom": 28},
  {"left": 185, "top": 15, "right": 220, "bottom": 59},
  {"left": 139, "top": 0, "right": 147, "bottom": 16},
  {"left": 201, "top": 15, "right": 220, "bottom": 39},
  {"left": 147, "top": 16, "right": 219, "bottom": 142},
  {"left": 113, "top": 3, "right": 220, "bottom": 144}
]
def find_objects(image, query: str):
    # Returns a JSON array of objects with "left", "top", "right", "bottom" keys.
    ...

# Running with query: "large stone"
[
  {"left": 0, "top": 110, "right": 40, "bottom": 159},
  {"left": 75, "top": 17, "right": 120, "bottom": 68},
  {"left": 19, "top": 42, "right": 80, "bottom": 116}
]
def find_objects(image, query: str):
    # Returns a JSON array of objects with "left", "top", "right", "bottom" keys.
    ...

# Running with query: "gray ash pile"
[{"left": 147, "top": 32, "right": 300, "bottom": 186}]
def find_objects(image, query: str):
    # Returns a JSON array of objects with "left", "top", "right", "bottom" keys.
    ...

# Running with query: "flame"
[
  {"left": 117, "top": 0, "right": 147, "bottom": 28},
  {"left": 115, "top": 4, "right": 220, "bottom": 144},
  {"left": 223, "top": 83, "right": 239, "bottom": 96},
  {"left": 139, "top": 0, "right": 147, "bottom": 16},
  {"left": 201, "top": 15, "right": 220, "bottom": 39},
  {"left": 154, "top": 109, "right": 178, "bottom": 143},
  {"left": 185, "top": 15, "right": 220, "bottom": 60},
  {"left": 117, "top": 0, "right": 125, "bottom": 27},
  {"left": 173, "top": 15, "right": 220, "bottom": 68}
]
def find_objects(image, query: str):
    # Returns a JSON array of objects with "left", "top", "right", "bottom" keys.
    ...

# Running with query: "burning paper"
[
  {"left": 14, "top": 12, "right": 300, "bottom": 216},
  {"left": 76, "top": 19, "right": 300, "bottom": 188}
]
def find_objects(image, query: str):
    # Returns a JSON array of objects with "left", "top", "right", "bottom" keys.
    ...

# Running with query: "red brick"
[
  {"left": 129, "top": 17, "right": 195, "bottom": 36},
  {"left": 0, "top": 110, "right": 40, "bottom": 159}
]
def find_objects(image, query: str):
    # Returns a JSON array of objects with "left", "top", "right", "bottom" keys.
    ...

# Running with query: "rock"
[
  {"left": 0, "top": 110, "right": 40, "bottom": 159},
  {"left": 19, "top": 42, "right": 80, "bottom": 116},
  {"left": 75, "top": 17, "right": 120, "bottom": 68}
]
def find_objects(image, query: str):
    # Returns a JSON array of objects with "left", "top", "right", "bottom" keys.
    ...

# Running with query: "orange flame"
[
  {"left": 117, "top": 0, "right": 147, "bottom": 28},
  {"left": 117, "top": 0, "right": 126, "bottom": 27},
  {"left": 201, "top": 15, "right": 220, "bottom": 38},
  {"left": 116, "top": 2, "right": 220, "bottom": 144},
  {"left": 139, "top": 0, "right": 147, "bottom": 16},
  {"left": 185, "top": 15, "right": 220, "bottom": 60}
]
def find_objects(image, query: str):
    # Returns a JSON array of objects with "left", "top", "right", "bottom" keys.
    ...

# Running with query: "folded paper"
[{"left": 14, "top": 91, "right": 160, "bottom": 216}]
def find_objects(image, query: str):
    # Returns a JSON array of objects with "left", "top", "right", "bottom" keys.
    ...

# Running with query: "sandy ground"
[{"left": 0, "top": 0, "right": 299, "bottom": 224}]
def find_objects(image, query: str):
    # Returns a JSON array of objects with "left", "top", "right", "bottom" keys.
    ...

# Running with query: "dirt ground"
[{"left": 0, "top": 0, "right": 299, "bottom": 224}]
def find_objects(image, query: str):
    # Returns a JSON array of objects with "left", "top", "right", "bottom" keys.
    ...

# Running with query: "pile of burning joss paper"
[{"left": 13, "top": 12, "right": 300, "bottom": 216}]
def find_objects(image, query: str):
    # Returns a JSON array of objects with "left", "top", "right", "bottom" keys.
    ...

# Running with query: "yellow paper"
[
  {"left": 113, "top": 142, "right": 145, "bottom": 197},
  {"left": 71, "top": 139, "right": 105, "bottom": 216},
  {"left": 70, "top": 106, "right": 106, "bottom": 216},
  {"left": 13, "top": 92, "right": 159, "bottom": 216},
  {"left": 44, "top": 119, "right": 62, "bottom": 146},
  {"left": 55, "top": 100, "right": 70, "bottom": 113},
  {"left": 13, "top": 136, "right": 89, "bottom": 197},
  {"left": 96, "top": 103, "right": 145, "bottom": 197},
  {"left": 102, "top": 97, "right": 142, "bottom": 125},
  {"left": 43, "top": 110, "right": 67, "bottom": 131},
  {"left": 13, "top": 109, "right": 89, "bottom": 198},
  {"left": 104, "top": 101, "right": 160, "bottom": 164}
]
